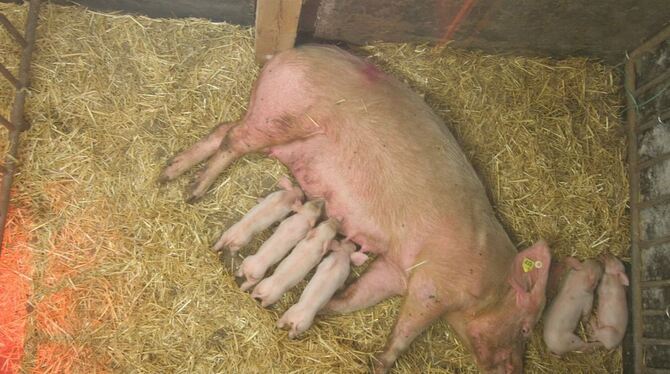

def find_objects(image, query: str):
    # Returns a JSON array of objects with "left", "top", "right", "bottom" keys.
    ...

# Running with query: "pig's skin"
[
  {"left": 590, "top": 255, "right": 629, "bottom": 350},
  {"left": 212, "top": 177, "right": 303, "bottom": 253},
  {"left": 236, "top": 199, "right": 324, "bottom": 291},
  {"left": 277, "top": 240, "right": 366, "bottom": 338},
  {"left": 542, "top": 258, "right": 603, "bottom": 356},
  {"left": 251, "top": 218, "right": 339, "bottom": 307},
  {"left": 161, "top": 45, "right": 552, "bottom": 373}
]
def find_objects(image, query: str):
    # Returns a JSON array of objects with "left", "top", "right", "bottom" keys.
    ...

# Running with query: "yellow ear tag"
[{"left": 522, "top": 258, "right": 535, "bottom": 273}]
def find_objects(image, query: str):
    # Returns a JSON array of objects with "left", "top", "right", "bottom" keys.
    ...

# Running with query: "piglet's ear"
[
  {"left": 619, "top": 272, "right": 630, "bottom": 287},
  {"left": 327, "top": 240, "right": 340, "bottom": 252},
  {"left": 564, "top": 256, "right": 583, "bottom": 270},
  {"left": 350, "top": 252, "right": 369, "bottom": 266},
  {"left": 291, "top": 200, "right": 303, "bottom": 212},
  {"left": 509, "top": 240, "right": 552, "bottom": 309}
]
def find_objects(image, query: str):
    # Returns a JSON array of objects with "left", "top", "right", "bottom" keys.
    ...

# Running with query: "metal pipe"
[
  {"left": 638, "top": 152, "right": 670, "bottom": 170},
  {"left": 643, "top": 338, "right": 670, "bottom": 346},
  {"left": 635, "top": 70, "right": 670, "bottom": 97},
  {"left": 639, "top": 194, "right": 670, "bottom": 210},
  {"left": 640, "top": 236, "right": 670, "bottom": 250},
  {"left": 0, "top": 12, "right": 26, "bottom": 47},
  {"left": 0, "top": 0, "right": 41, "bottom": 254},
  {"left": 0, "top": 62, "right": 20, "bottom": 89},
  {"left": 630, "top": 24, "right": 670, "bottom": 59},
  {"left": 638, "top": 109, "right": 670, "bottom": 134},
  {"left": 641, "top": 279, "right": 670, "bottom": 289},
  {"left": 624, "top": 57, "right": 644, "bottom": 374},
  {"left": 0, "top": 113, "right": 15, "bottom": 131}
]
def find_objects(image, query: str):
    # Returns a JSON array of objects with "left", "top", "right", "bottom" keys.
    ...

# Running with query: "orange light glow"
[{"left": 0, "top": 207, "right": 33, "bottom": 374}]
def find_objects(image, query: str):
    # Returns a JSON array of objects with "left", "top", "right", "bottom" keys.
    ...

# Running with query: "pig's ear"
[
  {"left": 509, "top": 240, "right": 552, "bottom": 309},
  {"left": 564, "top": 256, "right": 583, "bottom": 270},
  {"left": 277, "top": 176, "right": 293, "bottom": 190},
  {"left": 350, "top": 252, "right": 369, "bottom": 266},
  {"left": 619, "top": 272, "right": 630, "bottom": 286}
]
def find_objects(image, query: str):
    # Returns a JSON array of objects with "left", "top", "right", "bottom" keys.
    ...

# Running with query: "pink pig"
[
  {"left": 277, "top": 240, "right": 368, "bottom": 338},
  {"left": 236, "top": 199, "right": 324, "bottom": 291},
  {"left": 542, "top": 257, "right": 603, "bottom": 356},
  {"left": 589, "top": 255, "right": 629, "bottom": 350},
  {"left": 212, "top": 177, "right": 304, "bottom": 253},
  {"left": 251, "top": 218, "right": 340, "bottom": 307},
  {"left": 160, "top": 45, "right": 552, "bottom": 373}
]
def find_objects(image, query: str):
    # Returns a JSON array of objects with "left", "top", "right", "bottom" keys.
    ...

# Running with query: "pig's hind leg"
[
  {"left": 187, "top": 116, "right": 321, "bottom": 202},
  {"left": 160, "top": 121, "right": 236, "bottom": 182},
  {"left": 321, "top": 257, "right": 406, "bottom": 315}
]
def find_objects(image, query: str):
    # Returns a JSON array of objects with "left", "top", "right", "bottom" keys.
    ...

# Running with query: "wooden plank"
[
  {"left": 254, "top": 0, "right": 302, "bottom": 65},
  {"left": 314, "top": 0, "right": 670, "bottom": 64},
  {"left": 49, "top": 0, "right": 255, "bottom": 25}
]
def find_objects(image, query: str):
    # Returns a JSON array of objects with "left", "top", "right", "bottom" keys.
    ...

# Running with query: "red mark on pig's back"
[{"left": 360, "top": 62, "right": 384, "bottom": 83}]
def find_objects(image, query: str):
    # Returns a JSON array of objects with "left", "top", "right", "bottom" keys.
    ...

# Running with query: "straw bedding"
[{"left": 0, "top": 3, "right": 628, "bottom": 373}]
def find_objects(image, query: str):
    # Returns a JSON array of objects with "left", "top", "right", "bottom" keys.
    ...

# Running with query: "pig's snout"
[{"left": 234, "top": 275, "right": 246, "bottom": 287}]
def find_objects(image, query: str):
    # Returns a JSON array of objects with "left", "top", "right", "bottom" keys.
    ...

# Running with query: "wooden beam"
[{"left": 254, "top": 0, "right": 302, "bottom": 65}]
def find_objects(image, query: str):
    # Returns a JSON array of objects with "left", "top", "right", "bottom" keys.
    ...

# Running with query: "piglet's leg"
[
  {"left": 321, "top": 257, "right": 405, "bottom": 315},
  {"left": 160, "top": 121, "right": 236, "bottom": 182},
  {"left": 373, "top": 268, "right": 450, "bottom": 374},
  {"left": 187, "top": 116, "right": 321, "bottom": 202}
]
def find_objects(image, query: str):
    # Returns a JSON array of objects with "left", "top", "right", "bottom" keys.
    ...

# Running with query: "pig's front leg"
[
  {"left": 321, "top": 256, "right": 406, "bottom": 315},
  {"left": 373, "top": 262, "right": 451, "bottom": 374}
]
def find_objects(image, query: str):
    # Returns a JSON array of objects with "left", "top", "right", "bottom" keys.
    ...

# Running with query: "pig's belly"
[{"left": 269, "top": 139, "right": 390, "bottom": 254}]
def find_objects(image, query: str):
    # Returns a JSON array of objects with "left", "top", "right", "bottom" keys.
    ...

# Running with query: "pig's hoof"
[
  {"left": 370, "top": 356, "right": 390, "bottom": 374},
  {"left": 157, "top": 173, "right": 170, "bottom": 185},
  {"left": 185, "top": 192, "right": 202, "bottom": 205}
]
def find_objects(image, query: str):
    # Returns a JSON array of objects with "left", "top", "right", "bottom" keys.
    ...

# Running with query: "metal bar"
[
  {"left": 643, "top": 338, "right": 670, "bottom": 346},
  {"left": 638, "top": 109, "right": 670, "bottom": 134},
  {"left": 639, "top": 194, "right": 670, "bottom": 210},
  {"left": 625, "top": 57, "right": 644, "bottom": 374},
  {"left": 641, "top": 236, "right": 670, "bottom": 250},
  {"left": 641, "top": 279, "right": 670, "bottom": 289},
  {"left": 642, "top": 309, "right": 670, "bottom": 317},
  {"left": 0, "top": 13, "right": 27, "bottom": 48},
  {"left": 639, "top": 152, "right": 670, "bottom": 170},
  {"left": 0, "top": 62, "right": 20, "bottom": 89},
  {"left": 0, "top": 113, "right": 15, "bottom": 131},
  {"left": 635, "top": 69, "right": 670, "bottom": 98},
  {"left": 646, "top": 369, "right": 670, "bottom": 374},
  {"left": 630, "top": 24, "right": 670, "bottom": 59},
  {"left": 0, "top": 0, "right": 40, "bottom": 254}
]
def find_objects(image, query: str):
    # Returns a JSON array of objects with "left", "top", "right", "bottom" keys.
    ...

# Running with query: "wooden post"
[{"left": 254, "top": 0, "right": 302, "bottom": 65}]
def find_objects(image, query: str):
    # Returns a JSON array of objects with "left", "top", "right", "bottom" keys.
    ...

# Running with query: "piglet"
[
  {"left": 236, "top": 199, "right": 325, "bottom": 291},
  {"left": 543, "top": 257, "right": 603, "bottom": 356},
  {"left": 213, "top": 177, "right": 304, "bottom": 254},
  {"left": 277, "top": 240, "right": 368, "bottom": 338},
  {"left": 251, "top": 218, "right": 339, "bottom": 307},
  {"left": 589, "top": 254, "right": 629, "bottom": 350}
]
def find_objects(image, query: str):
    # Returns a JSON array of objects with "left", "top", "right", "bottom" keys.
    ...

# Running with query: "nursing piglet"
[
  {"left": 236, "top": 199, "right": 324, "bottom": 291},
  {"left": 277, "top": 240, "right": 368, "bottom": 338},
  {"left": 589, "top": 255, "right": 629, "bottom": 350},
  {"left": 252, "top": 218, "right": 339, "bottom": 307},
  {"left": 543, "top": 257, "right": 603, "bottom": 356},
  {"left": 213, "top": 177, "right": 303, "bottom": 253}
]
